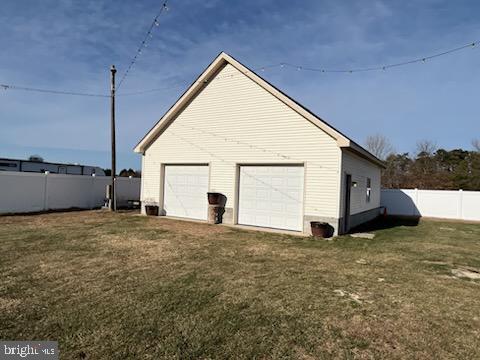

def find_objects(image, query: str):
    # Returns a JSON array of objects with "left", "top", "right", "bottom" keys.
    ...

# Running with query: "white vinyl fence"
[
  {"left": 0, "top": 171, "right": 140, "bottom": 214},
  {"left": 381, "top": 189, "right": 480, "bottom": 221}
]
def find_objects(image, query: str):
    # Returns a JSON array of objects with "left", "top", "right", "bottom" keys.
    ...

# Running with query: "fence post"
[
  {"left": 413, "top": 188, "right": 419, "bottom": 216},
  {"left": 43, "top": 171, "right": 49, "bottom": 211},
  {"left": 91, "top": 174, "right": 96, "bottom": 209},
  {"left": 458, "top": 189, "right": 463, "bottom": 220}
]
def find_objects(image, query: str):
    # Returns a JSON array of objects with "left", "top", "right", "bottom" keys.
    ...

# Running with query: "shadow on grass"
[{"left": 351, "top": 215, "right": 420, "bottom": 233}]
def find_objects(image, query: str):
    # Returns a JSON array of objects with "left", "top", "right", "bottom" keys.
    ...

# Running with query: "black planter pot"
[
  {"left": 207, "top": 192, "right": 222, "bottom": 205},
  {"left": 145, "top": 205, "right": 159, "bottom": 216},
  {"left": 310, "top": 221, "right": 331, "bottom": 238}
]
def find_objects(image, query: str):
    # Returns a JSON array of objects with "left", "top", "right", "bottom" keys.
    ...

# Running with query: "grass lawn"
[{"left": 1, "top": 211, "right": 479, "bottom": 359}]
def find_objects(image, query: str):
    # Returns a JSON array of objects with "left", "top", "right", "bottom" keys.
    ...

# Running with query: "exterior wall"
[
  {"left": 0, "top": 171, "right": 140, "bottom": 214},
  {"left": 142, "top": 63, "right": 343, "bottom": 233},
  {"left": 0, "top": 158, "right": 105, "bottom": 176},
  {"left": 348, "top": 208, "right": 382, "bottom": 229},
  {"left": 141, "top": 153, "right": 162, "bottom": 207},
  {"left": 0, "top": 159, "right": 20, "bottom": 172},
  {"left": 140, "top": 155, "right": 146, "bottom": 214},
  {"left": 339, "top": 150, "right": 382, "bottom": 232},
  {"left": 21, "top": 162, "right": 59, "bottom": 173}
]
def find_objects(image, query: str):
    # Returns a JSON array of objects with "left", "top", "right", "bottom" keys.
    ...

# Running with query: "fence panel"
[
  {"left": 0, "top": 172, "right": 46, "bottom": 213},
  {"left": 462, "top": 191, "right": 480, "bottom": 221},
  {"left": 92, "top": 177, "right": 110, "bottom": 208},
  {"left": 380, "top": 189, "right": 417, "bottom": 216},
  {"left": 381, "top": 189, "right": 480, "bottom": 221},
  {"left": 46, "top": 174, "right": 95, "bottom": 210},
  {"left": 0, "top": 171, "right": 140, "bottom": 214},
  {"left": 416, "top": 190, "right": 460, "bottom": 219},
  {"left": 116, "top": 177, "right": 141, "bottom": 207}
]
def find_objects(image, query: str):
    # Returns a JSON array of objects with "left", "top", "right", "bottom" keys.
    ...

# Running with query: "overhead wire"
[
  {"left": 281, "top": 40, "right": 477, "bottom": 73},
  {"left": 0, "top": 1, "right": 172, "bottom": 99},
  {"left": 116, "top": 1, "right": 170, "bottom": 90},
  {"left": 1, "top": 40, "right": 478, "bottom": 98},
  {"left": 0, "top": 83, "right": 109, "bottom": 98},
  {"left": 116, "top": 40, "right": 479, "bottom": 96},
  {"left": 116, "top": 82, "right": 188, "bottom": 97}
]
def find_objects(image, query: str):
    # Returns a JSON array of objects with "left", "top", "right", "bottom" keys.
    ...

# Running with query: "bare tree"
[
  {"left": 364, "top": 134, "right": 394, "bottom": 160},
  {"left": 416, "top": 140, "right": 437, "bottom": 157},
  {"left": 472, "top": 139, "right": 480, "bottom": 152}
]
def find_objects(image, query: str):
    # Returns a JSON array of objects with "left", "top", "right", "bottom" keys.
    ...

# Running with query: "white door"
[
  {"left": 163, "top": 165, "right": 209, "bottom": 220},
  {"left": 238, "top": 166, "right": 304, "bottom": 231}
]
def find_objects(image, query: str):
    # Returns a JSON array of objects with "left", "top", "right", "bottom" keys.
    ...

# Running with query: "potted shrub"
[
  {"left": 310, "top": 221, "right": 332, "bottom": 238},
  {"left": 207, "top": 192, "right": 222, "bottom": 205}
]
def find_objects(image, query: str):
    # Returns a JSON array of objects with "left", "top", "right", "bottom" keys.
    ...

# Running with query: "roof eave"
[
  {"left": 133, "top": 51, "right": 385, "bottom": 170},
  {"left": 340, "top": 142, "right": 386, "bottom": 168}
]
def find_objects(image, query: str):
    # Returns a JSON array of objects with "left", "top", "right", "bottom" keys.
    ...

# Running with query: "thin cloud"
[{"left": 1, "top": 0, "right": 479, "bottom": 169}]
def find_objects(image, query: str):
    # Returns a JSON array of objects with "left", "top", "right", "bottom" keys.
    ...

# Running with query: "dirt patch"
[
  {"left": 356, "top": 259, "right": 369, "bottom": 265},
  {"left": 350, "top": 233, "right": 375, "bottom": 239},
  {"left": 333, "top": 289, "right": 364, "bottom": 304},
  {"left": 452, "top": 267, "right": 480, "bottom": 280},
  {"left": 422, "top": 260, "right": 449, "bottom": 266}
]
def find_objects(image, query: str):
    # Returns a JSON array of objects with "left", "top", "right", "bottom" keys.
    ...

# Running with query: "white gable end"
[{"left": 142, "top": 63, "right": 342, "bottom": 219}]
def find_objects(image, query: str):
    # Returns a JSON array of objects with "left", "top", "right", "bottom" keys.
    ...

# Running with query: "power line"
[
  {"left": 116, "top": 82, "right": 187, "bottom": 96},
  {"left": 117, "top": 40, "right": 479, "bottom": 96},
  {"left": 116, "top": 1, "right": 170, "bottom": 90},
  {"left": 0, "top": 83, "right": 109, "bottom": 98},
  {"left": 116, "top": 64, "right": 283, "bottom": 96},
  {"left": 0, "top": 1, "right": 172, "bottom": 99},
  {"left": 1, "top": 40, "right": 477, "bottom": 98},
  {"left": 281, "top": 40, "right": 477, "bottom": 73}
]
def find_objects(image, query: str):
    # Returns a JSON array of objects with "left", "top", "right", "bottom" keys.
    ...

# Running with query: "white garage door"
[
  {"left": 163, "top": 165, "right": 209, "bottom": 220},
  {"left": 238, "top": 166, "right": 304, "bottom": 231}
]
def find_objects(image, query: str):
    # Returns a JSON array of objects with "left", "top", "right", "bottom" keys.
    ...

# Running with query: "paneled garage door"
[
  {"left": 238, "top": 165, "right": 304, "bottom": 231},
  {"left": 163, "top": 165, "right": 209, "bottom": 220}
]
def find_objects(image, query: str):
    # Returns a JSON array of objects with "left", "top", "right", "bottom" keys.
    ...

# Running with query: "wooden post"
[{"left": 110, "top": 65, "right": 117, "bottom": 211}]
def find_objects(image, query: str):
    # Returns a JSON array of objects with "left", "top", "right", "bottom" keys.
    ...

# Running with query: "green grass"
[{"left": 0, "top": 211, "right": 479, "bottom": 359}]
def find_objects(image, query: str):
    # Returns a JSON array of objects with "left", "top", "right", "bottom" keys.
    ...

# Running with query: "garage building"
[{"left": 134, "top": 52, "right": 384, "bottom": 235}]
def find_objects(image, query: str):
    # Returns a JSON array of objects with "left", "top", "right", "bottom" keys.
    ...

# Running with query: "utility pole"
[{"left": 110, "top": 65, "right": 117, "bottom": 211}]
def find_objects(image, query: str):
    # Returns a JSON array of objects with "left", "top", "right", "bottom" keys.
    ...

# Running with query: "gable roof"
[{"left": 133, "top": 52, "right": 385, "bottom": 168}]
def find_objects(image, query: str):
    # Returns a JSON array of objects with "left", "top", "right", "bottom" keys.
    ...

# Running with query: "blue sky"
[{"left": 1, "top": 0, "right": 479, "bottom": 170}]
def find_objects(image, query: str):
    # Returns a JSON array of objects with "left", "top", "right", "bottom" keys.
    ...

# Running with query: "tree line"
[
  {"left": 103, "top": 168, "right": 141, "bottom": 177},
  {"left": 365, "top": 135, "right": 480, "bottom": 191}
]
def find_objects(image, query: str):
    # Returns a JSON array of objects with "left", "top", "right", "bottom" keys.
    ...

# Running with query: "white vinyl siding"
[
  {"left": 142, "top": 63, "right": 342, "bottom": 222},
  {"left": 141, "top": 154, "right": 161, "bottom": 204},
  {"left": 238, "top": 166, "right": 304, "bottom": 231},
  {"left": 340, "top": 150, "right": 381, "bottom": 216}
]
